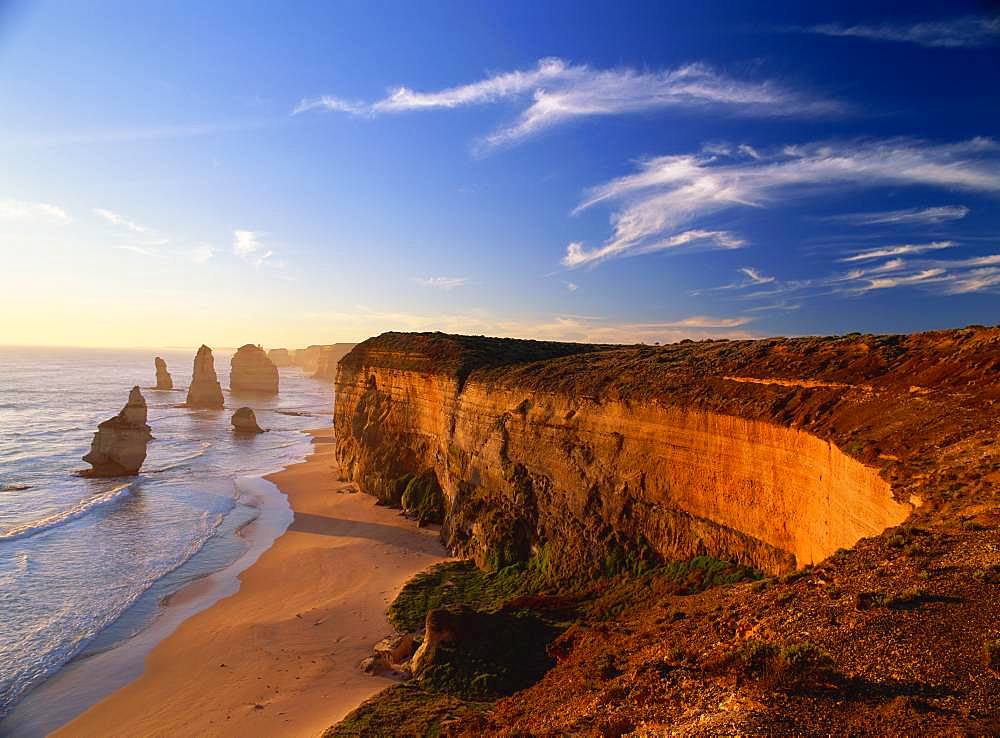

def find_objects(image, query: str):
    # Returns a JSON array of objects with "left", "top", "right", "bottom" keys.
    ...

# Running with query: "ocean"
[{"left": 0, "top": 347, "right": 331, "bottom": 728}]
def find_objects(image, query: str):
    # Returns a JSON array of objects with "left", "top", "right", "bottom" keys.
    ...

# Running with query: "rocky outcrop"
[
  {"left": 313, "top": 343, "right": 357, "bottom": 381},
  {"left": 82, "top": 386, "right": 153, "bottom": 476},
  {"left": 154, "top": 356, "right": 173, "bottom": 390},
  {"left": 291, "top": 345, "right": 325, "bottom": 374},
  {"left": 185, "top": 345, "right": 224, "bottom": 408},
  {"left": 329, "top": 330, "right": 1000, "bottom": 576},
  {"left": 231, "top": 407, "right": 264, "bottom": 433},
  {"left": 230, "top": 344, "right": 278, "bottom": 394},
  {"left": 268, "top": 348, "right": 292, "bottom": 367}
]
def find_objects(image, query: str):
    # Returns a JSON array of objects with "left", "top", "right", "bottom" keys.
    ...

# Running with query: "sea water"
[{"left": 0, "top": 347, "right": 332, "bottom": 723}]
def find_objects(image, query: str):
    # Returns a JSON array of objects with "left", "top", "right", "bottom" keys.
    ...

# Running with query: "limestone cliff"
[
  {"left": 186, "top": 345, "right": 224, "bottom": 408},
  {"left": 82, "top": 386, "right": 153, "bottom": 476},
  {"left": 154, "top": 356, "right": 173, "bottom": 390},
  {"left": 267, "top": 348, "right": 292, "bottom": 367},
  {"left": 335, "top": 329, "right": 1000, "bottom": 575},
  {"left": 230, "top": 344, "right": 279, "bottom": 394},
  {"left": 313, "top": 343, "right": 357, "bottom": 381}
]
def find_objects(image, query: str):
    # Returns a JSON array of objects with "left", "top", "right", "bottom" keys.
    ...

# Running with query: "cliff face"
[
  {"left": 83, "top": 386, "right": 153, "bottom": 476},
  {"left": 313, "top": 343, "right": 357, "bottom": 381},
  {"left": 267, "top": 348, "right": 292, "bottom": 367},
  {"left": 335, "top": 329, "right": 1000, "bottom": 575},
  {"left": 230, "top": 344, "right": 279, "bottom": 394}
]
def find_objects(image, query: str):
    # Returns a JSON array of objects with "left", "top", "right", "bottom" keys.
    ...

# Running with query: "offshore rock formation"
[
  {"left": 231, "top": 407, "right": 264, "bottom": 434},
  {"left": 267, "top": 348, "right": 292, "bottom": 367},
  {"left": 185, "top": 345, "right": 224, "bottom": 408},
  {"left": 313, "top": 343, "right": 357, "bottom": 382},
  {"left": 230, "top": 344, "right": 278, "bottom": 394},
  {"left": 154, "top": 356, "right": 173, "bottom": 390},
  {"left": 331, "top": 330, "right": 1000, "bottom": 576},
  {"left": 291, "top": 344, "right": 326, "bottom": 374},
  {"left": 82, "top": 386, "right": 153, "bottom": 476}
]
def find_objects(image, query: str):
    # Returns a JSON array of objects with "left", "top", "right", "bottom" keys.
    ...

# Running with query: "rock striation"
[
  {"left": 186, "top": 345, "right": 224, "bottom": 408},
  {"left": 326, "top": 330, "right": 1000, "bottom": 576},
  {"left": 154, "top": 356, "right": 173, "bottom": 390},
  {"left": 231, "top": 407, "right": 265, "bottom": 433},
  {"left": 230, "top": 344, "right": 278, "bottom": 394},
  {"left": 267, "top": 348, "right": 292, "bottom": 367},
  {"left": 82, "top": 386, "right": 153, "bottom": 476}
]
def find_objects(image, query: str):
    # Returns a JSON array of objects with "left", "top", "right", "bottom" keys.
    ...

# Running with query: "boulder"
[
  {"left": 267, "top": 348, "right": 292, "bottom": 367},
  {"left": 186, "top": 345, "right": 224, "bottom": 408},
  {"left": 230, "top": 344, "right": 278, "bottom": 394},
  {"left": 82, "top": 386, "right": 153, "bottom": 476},
  {"left": 154, "top": 356, "right": 173, "bottom": 390},
  {"left": 232, "top": 407, "right": 265, "bottom": 434}
]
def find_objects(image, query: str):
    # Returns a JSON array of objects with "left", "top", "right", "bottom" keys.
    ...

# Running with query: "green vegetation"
[
  {"left": 401, "top": 469, "right": 445, "bottom": 525},
  {"left": 416, "top": 608, "right": 561, "bottom": 700},
  {"left": 324, "top": 684, "right": 489, "bottom": 738}
]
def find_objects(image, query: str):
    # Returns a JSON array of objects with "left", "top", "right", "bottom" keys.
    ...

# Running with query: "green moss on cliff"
[
  {"left": 324, "top": 684, "right": 488, "bottom": 738},
  {"left": 402, "top": 469, "right": 445, "bottom": 525}
]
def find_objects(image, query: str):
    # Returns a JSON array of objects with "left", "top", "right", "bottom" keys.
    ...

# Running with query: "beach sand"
[{"left": 53, "top": 428, "right": 447, "bottom": 738}]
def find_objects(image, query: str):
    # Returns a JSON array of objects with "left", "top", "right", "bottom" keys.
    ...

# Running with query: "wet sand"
[{"left": 53, "top": 429, "right": 447, "bottom": 737}]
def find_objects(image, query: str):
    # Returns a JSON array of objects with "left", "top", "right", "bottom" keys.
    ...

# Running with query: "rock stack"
[
  {"left": 230, "top": 344, "right": 278, "bottom": 394},
  {"left": 186, "top": 345, "right": 224, "bottom": 408},
  {"left": 231, "top": 407, "right": 265, "bottom": 433},
  {"left": 312, "top": 343, "right": 356, "bottom": 382},
  {"left": 154, "top": 356, "right": 173, "bottom": 390},
  {"left": 82, "top": 386, "right": 153, "bottom": 476},
  {"left": 267, "top": 348, "right": 292, "bottom": 367}
]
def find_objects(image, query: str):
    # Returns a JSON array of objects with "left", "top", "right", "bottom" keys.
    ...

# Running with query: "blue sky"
[{"left": 1, "top": 0, "right": 998, "bottom": 347}]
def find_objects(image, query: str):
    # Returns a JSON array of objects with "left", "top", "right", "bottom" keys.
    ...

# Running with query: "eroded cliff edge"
[{"left": 333, "top": 329, "right": 1000, "bottom": 575}]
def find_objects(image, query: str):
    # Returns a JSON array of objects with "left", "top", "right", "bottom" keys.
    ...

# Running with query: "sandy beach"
[{"left": 53, "top": 428, "right": 447, "bottom": 738}]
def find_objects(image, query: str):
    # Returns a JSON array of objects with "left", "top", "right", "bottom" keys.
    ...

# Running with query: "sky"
[{"left": 1, "top": 0, "right": 998, "bottom": 348}]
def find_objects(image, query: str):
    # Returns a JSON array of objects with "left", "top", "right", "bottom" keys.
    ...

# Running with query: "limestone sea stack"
[
  {"left": 230, "top": 344, "right": 278, "bottom": 394},
  {"left": 231, "top": 407, "right": 265, "bottom": 433},
  {"left": 267, "top": 348, "right": 292, "bottom": 367},
  {"left": 82, "top": 386, "right": 153, "bottom": 476},
  {"left": 154, "top": 356, "right": 173, "bottom": 390},
  {"left": 186, "top": 345, "right": 225, "bottom": 408}
]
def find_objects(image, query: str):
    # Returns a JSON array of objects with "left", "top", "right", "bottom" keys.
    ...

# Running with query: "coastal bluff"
[
  {"left": 185, "top": 345, "right": 224, "bottom": 408},
  {"left": 82, "top": 386, "right": 152, "bottom": 476},
  {"left": 230, "top": 344, "right": 278, "bottom": 394},
  {"left": 334, "top": 329, "right": 998, "bottom": 576}
]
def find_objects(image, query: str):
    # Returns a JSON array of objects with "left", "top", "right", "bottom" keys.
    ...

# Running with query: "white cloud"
[
  {"left": 233, "top": 229, "right": 260, "bottom": 256},
  {"left": 232, "top": 229, "right": 286, "bottom": 270},
  {"left": 565, "top": 281, "right": 579, "bottom": 292},
  {"left": 568, "top": 137, "right": 1000, "bottom": 268},
  {"left": 295, "top": 58, "right": 840, "bottom": 149},
  {"left": 0, "top": 199, "right": 70, "bottom": 222},
  {"left": 804, "top": 16, "right": 1000, "bottom": 48},
  {"left": 94, "top": 208, "right": 147, "bottom": 233},
  {"left": 821, "top": 205, "right": 969, "bottom": 226},
  {"left": 186, "top": 244, "right": 215, "bottom": 264},
  {"left": 414, "top": 276, "right": 468, "bottom": 290},
  {"left": 739, "top": 267, "right": 775, "bottom": 285},
  {"left": 839, "top": 241, "right": 955, "bottom": 262}
]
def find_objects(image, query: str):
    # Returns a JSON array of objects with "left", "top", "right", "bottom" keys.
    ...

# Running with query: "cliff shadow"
[{"left": 287, "top": 511, "right": 445, "bottom": 556}]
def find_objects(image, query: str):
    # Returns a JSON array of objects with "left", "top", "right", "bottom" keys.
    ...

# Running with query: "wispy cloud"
[
  {"left": 295, "top": 58, "right": 840, "bottom": 150},
  {"left": 0, "top": 199, "right": 70, "bottom": 222},
  {"left": 803, "top": 16, "right": 1000, "bottom": 48},
  {"left": 567, "top": 137, "right": 1000, "bottom": 268},
  {"left": 821, "top": 205, "right": 969, "bottom": 226},
  {"left": 414, "top": 276, "right": 468, "bottom": 290},
  {"left": 839, "top": 241, "right": 955, "bottom": 262},
  {"left": 700, "top": 246, "right": 1000, "bottom": 302},
  {"left": 93, "top": 208, "right": 147, "bottom": 233},
  {"left": 232, "top": 229, "right": 285, "bottom": 270},
  {"left": 564, "top": 281, "right": 579, "bottom": 292}
]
